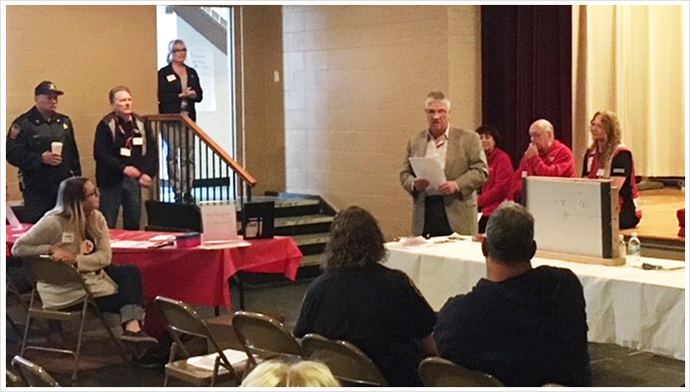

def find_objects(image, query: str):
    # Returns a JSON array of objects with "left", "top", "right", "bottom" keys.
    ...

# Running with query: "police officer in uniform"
[{"left": 6, "top": 81, "right": 82, "bottom": 223}]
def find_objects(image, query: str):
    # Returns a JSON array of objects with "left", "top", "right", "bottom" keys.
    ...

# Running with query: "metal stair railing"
[{"left": 145, "top": 114, "right": 256, "bottom": 208}]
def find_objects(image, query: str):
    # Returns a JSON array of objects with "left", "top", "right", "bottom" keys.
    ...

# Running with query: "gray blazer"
[{"left": 400, "top": 126, "right": 488, "bottom": 235}]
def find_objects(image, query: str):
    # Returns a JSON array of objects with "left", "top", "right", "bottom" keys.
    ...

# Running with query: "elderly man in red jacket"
[{"left": 511, "top": 119, "right": 575, "bottom": 202}]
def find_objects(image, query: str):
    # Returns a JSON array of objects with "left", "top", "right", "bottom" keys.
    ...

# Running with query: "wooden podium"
[{"left": 524, "top": 177, "right": 625, "bottom": 266}]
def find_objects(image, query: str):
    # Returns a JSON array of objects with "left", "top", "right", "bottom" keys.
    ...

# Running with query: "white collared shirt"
[{"left": 425, "top": 125, "right": 450, "bottom": 171}]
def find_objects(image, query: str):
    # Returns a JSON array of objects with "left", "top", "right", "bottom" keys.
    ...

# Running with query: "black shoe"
[
  {"left": 183, "top": 192, "right": 195, "bottom": 204},
  {"left": 133, "top": 345, "right": 170, "bottom": 369},
  {"left": 120, "top": 330, "right": 158, "bottom": 345}
]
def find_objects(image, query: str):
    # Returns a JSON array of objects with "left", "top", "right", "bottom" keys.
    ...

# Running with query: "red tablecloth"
[
  {"left": 6, "top": 225, "right": 303, "bottom": 336},
  {"left": 108, "top": 230, "right": 303, "bottom": 309},
  {"left": 5, "top": 223, "right": 33, "bottom": 256}
]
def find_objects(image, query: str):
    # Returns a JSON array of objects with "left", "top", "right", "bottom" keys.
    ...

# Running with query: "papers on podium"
[{"left": 409, "top": 157, "right": 446, "bottom": 189}]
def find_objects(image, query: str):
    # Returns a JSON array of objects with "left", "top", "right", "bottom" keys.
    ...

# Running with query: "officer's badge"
[
  {"left": 63, "top": 123, "right": 69, "bottom": 129},
  {"left": 8, "top": 124, "right": 21, "bottom": 139}
]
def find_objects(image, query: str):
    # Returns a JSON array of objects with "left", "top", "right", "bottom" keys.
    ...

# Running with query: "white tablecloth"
[{"left": 385, "top": 238, "right": 686, "bottom": 360}]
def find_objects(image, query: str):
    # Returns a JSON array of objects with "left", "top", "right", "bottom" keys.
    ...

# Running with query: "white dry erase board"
[{"left": 524, "top": 177, "right": 619, "bottom": 259}]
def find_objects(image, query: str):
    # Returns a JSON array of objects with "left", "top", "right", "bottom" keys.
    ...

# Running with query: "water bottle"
[
  {"left": 627, "top": 232, "right": 641, "bottom": 265},
  {"left": 618, "top": 234, "right": 626, "bottom": 262}
]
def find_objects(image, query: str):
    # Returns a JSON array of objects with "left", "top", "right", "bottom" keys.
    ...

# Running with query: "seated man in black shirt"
[
  {"left": 434, "top": 201, "right": 592, "bottom": 387},
  {"left": 294, "top": 206, "right": 438, "bottom": 387}
]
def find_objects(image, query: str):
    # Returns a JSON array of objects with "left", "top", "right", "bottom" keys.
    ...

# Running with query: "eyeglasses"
[
  {"left": 85, "top": 189, "right": 100, "bottom": 198},
  {"left": 173, "top": 48, "right": 187, "bottom": 53}
]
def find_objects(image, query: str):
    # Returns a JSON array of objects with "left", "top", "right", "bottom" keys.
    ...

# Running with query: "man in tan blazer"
[{"left": 400, "top": 92, "right": 488, "bottom": 236}]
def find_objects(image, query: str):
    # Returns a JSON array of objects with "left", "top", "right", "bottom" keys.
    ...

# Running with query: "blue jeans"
[
  {"left": 164, "top": 131, "right": 195, "bottom": 201},
  {"left": 95, "top": 265, "right": 145, "bottom": 324},
  {"left": 99, "top": 177, "right": 142, "bottom": 230}
]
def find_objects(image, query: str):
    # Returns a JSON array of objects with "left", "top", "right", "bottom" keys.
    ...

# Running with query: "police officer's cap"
[{"left": 34, "top": 81, "right": 64, "bottom": 96}]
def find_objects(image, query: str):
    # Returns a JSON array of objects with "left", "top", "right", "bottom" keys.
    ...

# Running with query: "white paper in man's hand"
[{"left": 409, "top": 157, "right": 446, "bottom": 189}]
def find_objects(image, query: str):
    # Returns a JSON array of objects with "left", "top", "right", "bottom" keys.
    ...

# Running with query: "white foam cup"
[{"left": 51, "top": 141, "right": 63, "bottom": 156}]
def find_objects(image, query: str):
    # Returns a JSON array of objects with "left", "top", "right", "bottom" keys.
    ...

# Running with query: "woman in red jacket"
[{"left": 476, "top": 126, "right": 514, "bottom": 233}]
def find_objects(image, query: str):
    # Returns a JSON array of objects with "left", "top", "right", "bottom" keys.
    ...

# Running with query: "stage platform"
[{"left": 620, "top": 187, "right": 686, "bottom": 260}]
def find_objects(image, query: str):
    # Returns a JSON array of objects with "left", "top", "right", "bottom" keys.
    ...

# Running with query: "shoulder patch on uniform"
[{"left": 8, "top": 124, "right": 21, "bottom": 139}]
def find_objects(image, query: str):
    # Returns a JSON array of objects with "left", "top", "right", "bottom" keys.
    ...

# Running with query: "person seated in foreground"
[
  {"left": 294, "top": 206, "right": 438, "bottom": 387},
  {"left": 11, "top": 176, "right": 157, "bottom": 347},
  {"left": 240, "top": 360, "right": 340, "bottom": 387},
  {"left": 433, "top": 201, "right": 592, "bottom": 387}
]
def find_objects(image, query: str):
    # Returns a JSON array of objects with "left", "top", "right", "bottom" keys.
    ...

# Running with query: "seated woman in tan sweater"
[{"left": 12, "top": 176, "right": 156, "bottom": 346}]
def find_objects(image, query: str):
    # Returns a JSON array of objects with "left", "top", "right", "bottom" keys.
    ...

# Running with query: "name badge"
[
  {"left": 120, "top": 148, "right": 131, "bottom": 157},
  {"left": 132, "top": 137, "right": 143, "bottom": 146},
  {"left": 166, "top": 74, "right": 177, "bottom": 82},
  {"left": 62, "top": 232, "right": 74, "bottom": 243},
  {"left": 596, "top": 168, "right": 605, "bottom": 177}
]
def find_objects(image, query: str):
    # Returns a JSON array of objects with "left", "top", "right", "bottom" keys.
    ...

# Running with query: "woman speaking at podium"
[{"left": 582, "top": 111, "right": 642, "bottom": 229}]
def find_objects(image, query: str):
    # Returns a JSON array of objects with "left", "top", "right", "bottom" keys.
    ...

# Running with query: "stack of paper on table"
[{"left": 185, "top": 349, "right": 249, "bottom": 371}]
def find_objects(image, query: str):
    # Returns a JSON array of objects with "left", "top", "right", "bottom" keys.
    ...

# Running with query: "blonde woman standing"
[{"left": 158, "top": 39, "right": 203, "bottom": 203}]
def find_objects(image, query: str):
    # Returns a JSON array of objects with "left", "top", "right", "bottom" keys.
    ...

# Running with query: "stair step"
[
  {"left": 275, "top": 215, "right": 334, "bottom": 228},
  {"left": 292, "top": 233, "right": 330, "bottom": 247},
  {"left": 301, "top": 254, "right": 323, "bottom": 267},
  {"left": 234, "top": 196, "right": 319, "bottom": 210}
]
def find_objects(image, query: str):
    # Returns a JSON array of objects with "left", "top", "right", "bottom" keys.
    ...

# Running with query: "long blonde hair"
[
  {"left": 590, "top": 111, "right": 622, "bottom": 169},
  {"left": 50, "top": 177, "right": 101, "bottom": 244}
]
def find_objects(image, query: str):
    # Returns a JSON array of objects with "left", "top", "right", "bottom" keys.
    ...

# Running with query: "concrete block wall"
[
  {"left": 5, "top": 5, "right": 158, "bottom": 203},
  {"left": 282, "top": 5, "right": 482, "bottom": 238}
]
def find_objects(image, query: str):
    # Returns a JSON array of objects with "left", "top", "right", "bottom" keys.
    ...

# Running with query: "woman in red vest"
[
  {"left": 476, "top": 126, "right": 514, "bottom": 233},
  {"left": 582, "top": 111, "right": 642, "bottom": 229}
]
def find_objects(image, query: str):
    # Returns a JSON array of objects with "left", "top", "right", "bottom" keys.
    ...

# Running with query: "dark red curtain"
[{"left": 481, "top": 5, "right": 572, "bottom": 168}]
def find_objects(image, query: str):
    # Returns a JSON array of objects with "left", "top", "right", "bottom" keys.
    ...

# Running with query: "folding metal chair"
[
  {"left": 11, "top": 355, "right": 59, "bottom": 387},
  {"left": 6, "top": 367, "right": 26, "bottom": 387},
  {"left": 418, "top": 356, "right": 505, "bottom": 387},
  {"left": 231, "top": 310, "right": 302, "bottom": 368},
  {"left": 300, "top": 333, "right": 388, "bottom": 387},
  {"left": 6, "top": 277, "right": 31, "bottom": 339},
  {"left": 20, "top": 255, "right": 128, "bottom": 381},
  {"left": 155, "top": 296, "right": 247, "bottom": 387}
]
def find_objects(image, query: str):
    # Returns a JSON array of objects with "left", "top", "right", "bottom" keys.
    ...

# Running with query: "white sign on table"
[{"left": 199, "top": 203, "right": 250, "bottom": 248}]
